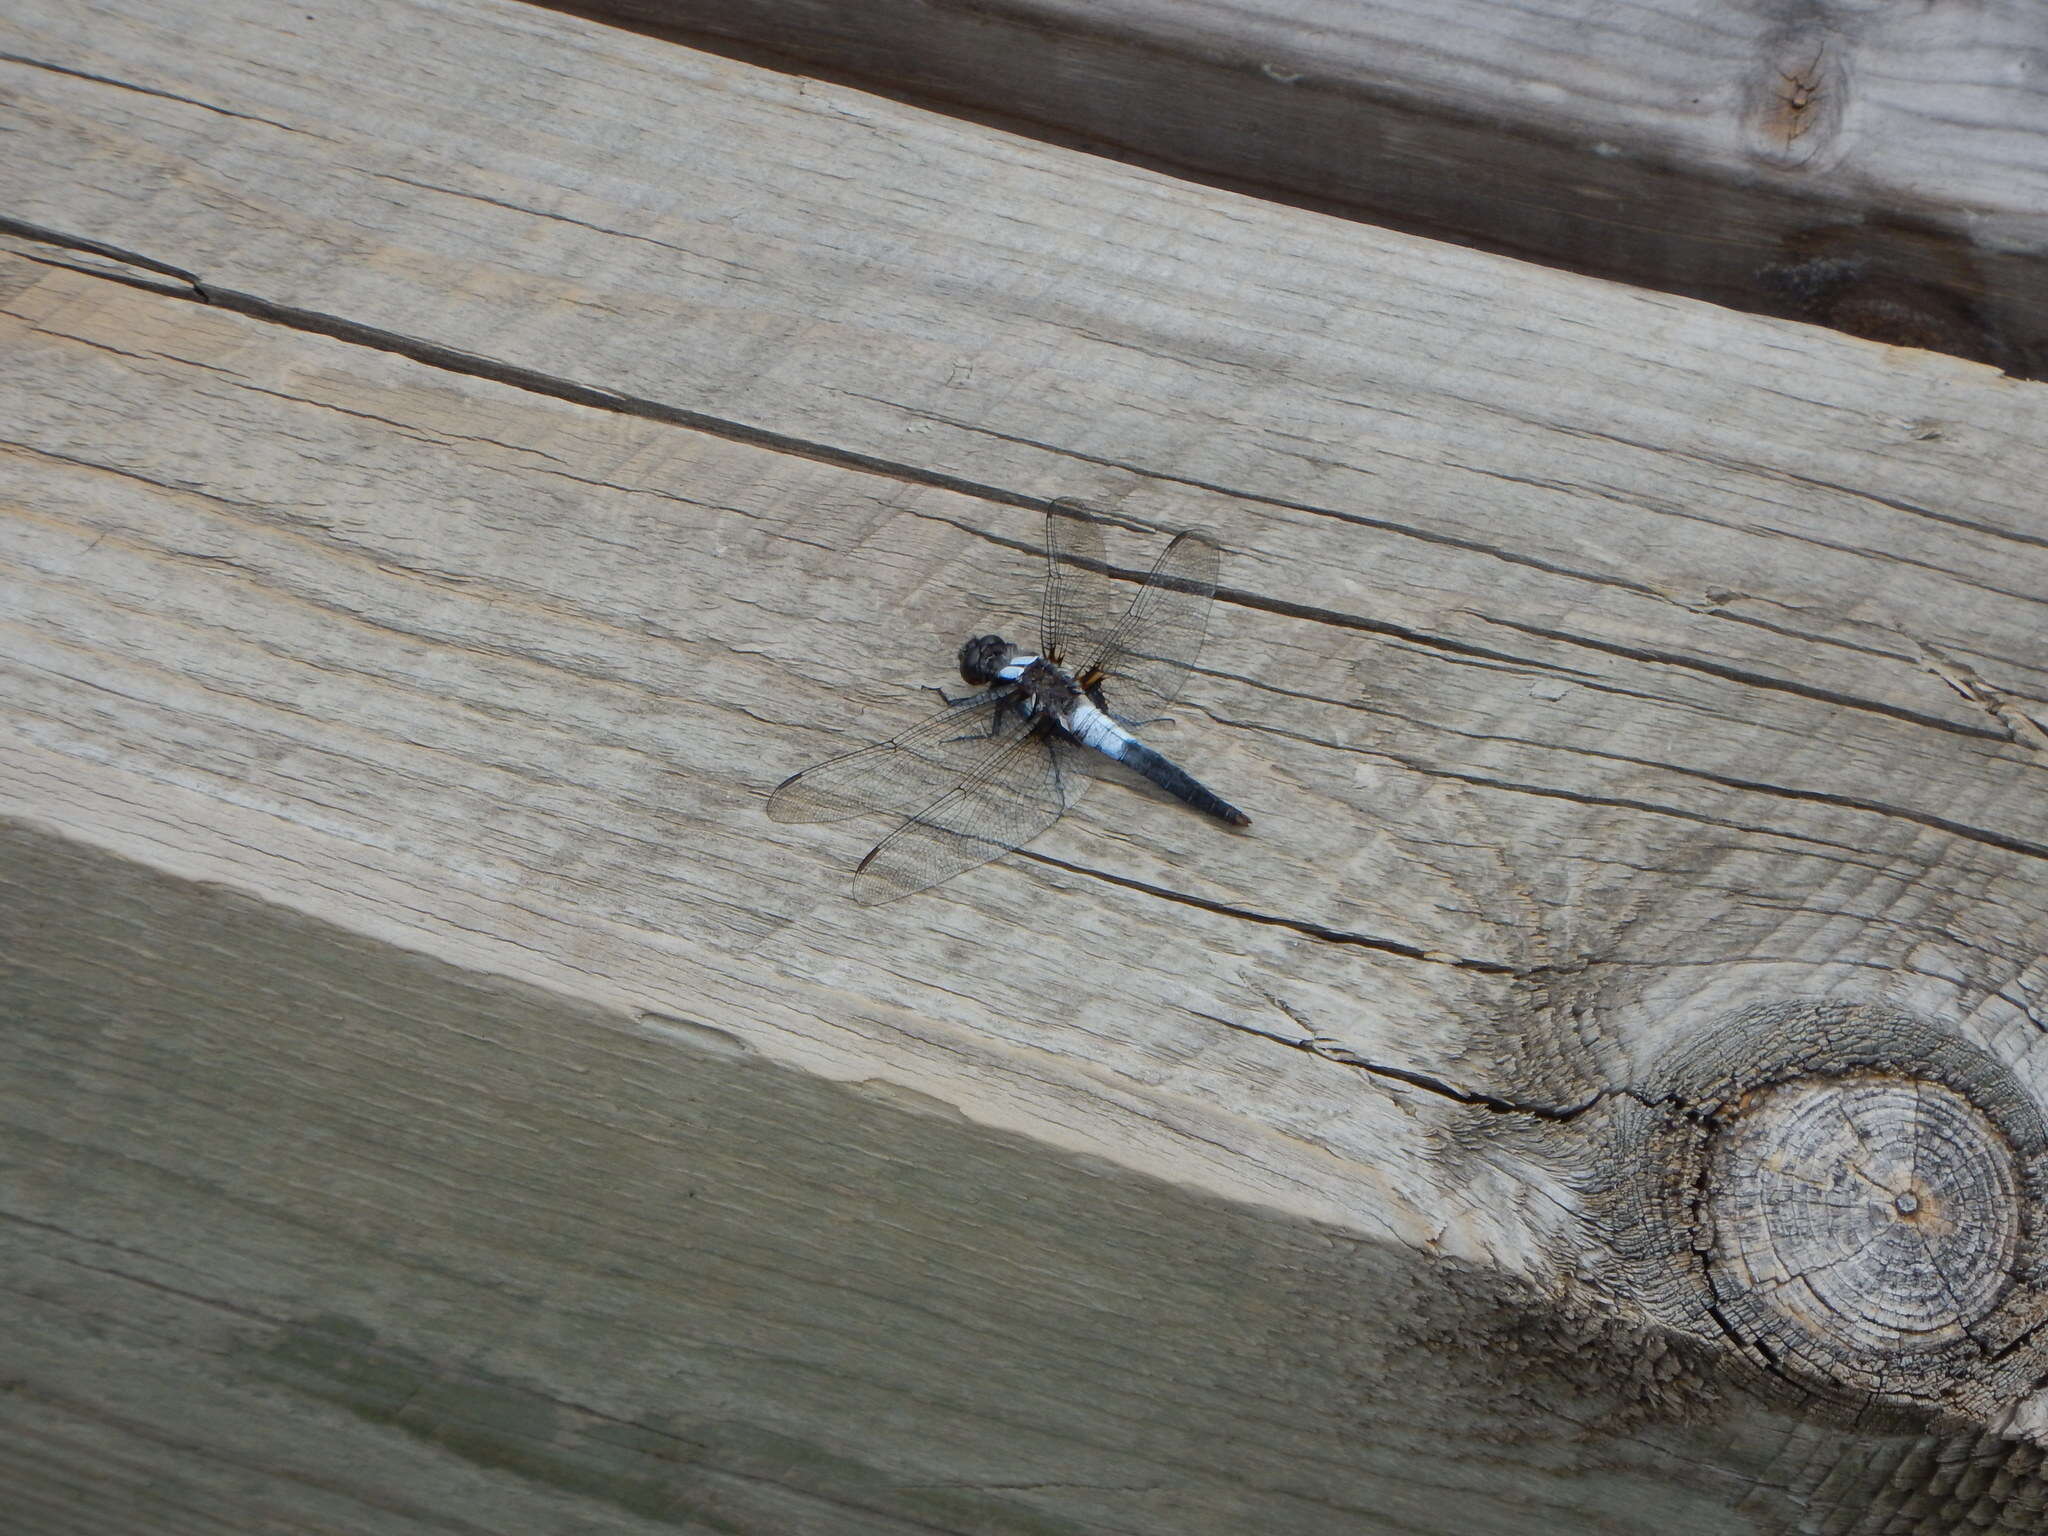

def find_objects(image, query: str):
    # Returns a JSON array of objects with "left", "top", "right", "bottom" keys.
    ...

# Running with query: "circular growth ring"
[{"left": 1593, "top": 1002, "right": 2048, "bottom": 1423}]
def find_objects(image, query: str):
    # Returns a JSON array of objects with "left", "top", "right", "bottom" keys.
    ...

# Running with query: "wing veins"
[
  {"left": 767, "top": 691, "right": 1023, "bottom": 823},
  {"left": 853, "top": 723, "right": 1072, "bottom": 905}
]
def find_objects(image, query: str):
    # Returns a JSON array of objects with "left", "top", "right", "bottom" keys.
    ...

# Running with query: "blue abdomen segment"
[{"left": 1119, "top": 741, "right": 1251, "bottom": 827}]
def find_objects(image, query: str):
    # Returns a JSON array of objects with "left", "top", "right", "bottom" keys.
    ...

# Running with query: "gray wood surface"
[
  {"left": 564, "top": 0, "right": 2048, "bottom": 376},
  {"left": 4, "top": 0, "right": 2048, "bottom": 1530}
]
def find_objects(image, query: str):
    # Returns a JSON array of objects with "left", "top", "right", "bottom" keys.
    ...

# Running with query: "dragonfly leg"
[
  {"left": 1048, "top": 740, "right": 1076, "bottom": 808},
  {"left": 941, "top": 689, "right": 1022, "bottom": 746}
]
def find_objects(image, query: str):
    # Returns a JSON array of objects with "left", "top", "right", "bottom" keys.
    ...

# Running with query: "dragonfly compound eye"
[{"left": 958, "top": 634, "right": 1013, "bottom": 685}]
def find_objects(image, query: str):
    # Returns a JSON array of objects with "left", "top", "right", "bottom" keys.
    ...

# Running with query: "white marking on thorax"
[
  {"left": 1063, "top": 698, "right": 1135, "bottom": 759},
  {"left": 997, "top": 654, "right": 1040, "bottom": 682}
]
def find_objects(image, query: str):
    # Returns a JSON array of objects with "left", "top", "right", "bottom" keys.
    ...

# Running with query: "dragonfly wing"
[
  {"left": 767, "top": 692, "right": 1021, "bottom": 823},
  {"left": 1040, "top": 499, "right": 1122, "bottom": 670},
  {"left": 852, "top": 729, "right": 1078, "bottom": 905},
  {"left": 1082, "top": 527, "right": 1221, "bottom": 719}
]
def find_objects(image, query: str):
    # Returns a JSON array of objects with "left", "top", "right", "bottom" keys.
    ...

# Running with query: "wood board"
[
  {"left": 4, "top": 0, "right": 2048, "bottom": 1529},
  {"left": 560, "top": 0, "right": 2048, "bottom": 376}
]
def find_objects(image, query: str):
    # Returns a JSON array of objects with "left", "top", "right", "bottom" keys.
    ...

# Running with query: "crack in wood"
[
  {"left": 0, "top": 50, "right": 328, "bottom": 138},
  {"left": 1913, "top": 637, "right": 2048, "bottom": 758},
  {"left": 0, "top": 214, "right": 1052, "bottom": 513},
  {"left": 1222, "top": 993, "right": 1689, "bottom": 1122},
  {"left": 1021, "top": 850, "right": 1518, "bottom": 974},
  {"left": 1469, "top": 611, "right": 2014, "bottom": 746}
]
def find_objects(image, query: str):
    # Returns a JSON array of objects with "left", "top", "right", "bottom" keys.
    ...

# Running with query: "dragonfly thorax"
[{"left": 959, "top": 634, "right": 1086, "bottom": 725}]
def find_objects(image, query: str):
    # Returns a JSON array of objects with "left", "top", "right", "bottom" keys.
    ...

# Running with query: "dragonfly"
[{"left": 769, "top": 499, "right": 1250, "bottom": 905}]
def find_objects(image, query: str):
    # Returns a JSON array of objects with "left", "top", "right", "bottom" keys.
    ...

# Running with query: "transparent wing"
[
  {"left": 1081, "top": 527, "right": 1221, "bottom": 719},
  {"left": 852, "top": 729, "right": 1079, "bottom": 905},
  {"left": 767, "top": 692, "right": 1023, "bottom": 823},
  {"left": 1039, "top": 499, "right": 1123, "bottom": 670}
]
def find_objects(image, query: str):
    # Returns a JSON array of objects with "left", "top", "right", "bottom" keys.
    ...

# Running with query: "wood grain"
[
  {"left": 1710, "top": 1078, "right": 2020, "bottom": 1377},
  {"left": 559, "top": 0, "right": 2048, "bottom": 376},
  {"left": 4, "top": 0, "right": 2048, "bottom": 1528},
  {"left": 1580, "top": 1001, "right": 2048, "bottom": 1430}
]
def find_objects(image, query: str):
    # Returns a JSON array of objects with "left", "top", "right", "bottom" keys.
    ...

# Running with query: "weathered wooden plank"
[
  {"left": 1, "top": 252, "right": 1484, "bottom": 1243},
  {"left": 4, "top": 0, "right": 2048, "bottom": 1528},
  {"left": 7, "top": 270, "right": 2046, "bottom": 1531},
  {"left": 0, "top": 258, "right": 1746, "bottom": 1536},
  {"left": 20, "top": 812, "right": 1888, "bottom": 1536},
  {"left": 561, "top": 0, "right": 2048, "bottom": 377},
  {"left": 4, "top": 0, "right": 2046, "bottom": 723}
]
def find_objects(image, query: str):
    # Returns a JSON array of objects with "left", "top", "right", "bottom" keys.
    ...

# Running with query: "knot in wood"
[
  {"left": 1587, "top": 1002, "right": 2048, "bottom": 1425},
  {"left": 1744, "top": 30, "right": 1848, "bottom": 168},
  {"left": 1707, "top": 1075, "right": 2020, "bottom": 1362}
]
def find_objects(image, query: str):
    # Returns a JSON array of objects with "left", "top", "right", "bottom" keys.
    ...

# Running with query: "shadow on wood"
[{"left": 3, "top": 0, "right": 2048, "bottom": 1529}]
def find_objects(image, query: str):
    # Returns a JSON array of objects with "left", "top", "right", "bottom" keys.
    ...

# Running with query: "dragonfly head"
[{"left": 958, "top": 634, "right": 1017, "bottom": 686}]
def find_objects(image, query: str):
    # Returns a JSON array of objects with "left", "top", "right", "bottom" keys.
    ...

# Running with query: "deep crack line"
[
  {"left": 0, "top": 215, "right": 1055, "bottom": 514},
  {"left": 1468, "top": 612, "right": 2011, "bottom": 747},
  {"left": 0, "top": 51, "right": 325, "bottom": 138},
  {"left": 1018, "top": 848, "right": 1519, "bottom": 973},
  {"left": 1198, "top": 1001, "right": 1621, "bottom": 1120},
  {"left": 0, "top": 217, "right": 200, "bottom": 284}
]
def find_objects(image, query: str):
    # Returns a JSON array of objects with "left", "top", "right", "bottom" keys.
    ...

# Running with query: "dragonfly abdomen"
[
  {"left": 1115, "top": 740, "right": 1251, "bottom": 828},
  {"left": 1062, "top": 699, "right": 1249, "bottom": 827}
]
